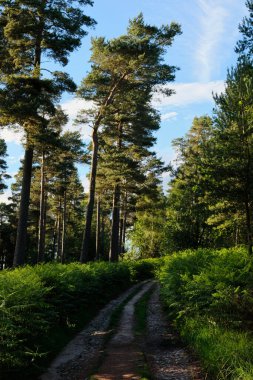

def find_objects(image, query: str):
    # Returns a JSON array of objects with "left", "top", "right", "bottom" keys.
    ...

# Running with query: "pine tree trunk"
[
  {"left": 95, "top": 196, "right": 101, "bottom": 260},
  {"left": 245, "top": 134, "right": 252, "bottom": 255},
  {"left": 13, "top": 145, "right": 33, "bottom": 267},
  {"left": 80, "top": 74, "right": 128, "bottom": 263},
  {"left": 245, "top": 197, "right": 252, "bottom": 255},
  {"left": 80, "top": 128, "right": 98, "bottom": 262},
  {"left": 61, "top": 190, "right": 67, "bottom": 263},
  {"left": 57, "top": 199, "right": 62, "bottom": 261},
  {"left": 110, "top": 184, "right": 120, "bottom": 262},
  {"left": 37, "top": 151, "right": 46, "bottom": 263},
  {"left": 119, "top": 214, "right": 124, "bottom": 255},
  {"left": 122, "top": 210, "right": 127, "bottom": 254},
  {"left": 101, "top": 213, "right": 105, "bottom": 260},
  {"left": 52, "top": 219, "right": 57, "bottom": 260}
]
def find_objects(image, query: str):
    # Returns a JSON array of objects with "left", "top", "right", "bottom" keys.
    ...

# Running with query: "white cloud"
[
  {"left": 194, "top": 0, "right": 247, "bottom": 82},
  {"left": 195, "top": 0, "right": 228, "bottom": 82},
  {"left": 0, "top": 128, "right": 24, "bottom": 145},
  {"left": 81, "top": 175, "right": 90, "bottom": 194},
  {"left": 0, "top": 189, "right": 12, "bottom": 204},
  {"left": 61, "top": 98, "right": 95, "bottom": 141},
  {"left": 153, "top": 81, "right": 225, "bottom": 108},
  {"left": 161, "top": 112, "right": 178, "bottom": 121}
]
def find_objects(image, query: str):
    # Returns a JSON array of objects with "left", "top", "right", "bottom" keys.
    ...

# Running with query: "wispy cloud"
[
  {"left": 153, "top": 81, "right": 225, "bottom": 108},
  {"left": 0, "top": 128, "right": 24, "bottom": 145},
  {"left": 0, "top": 189, "right": 12, "bottom": 204},
  {"left": 61, "top": 98, "right": 94, "bottom": 141},
  {"left": 161, "top": 112, "right": 178, "bottom": 121},
  {"left": 195, "top": 0, "right": 228, "bottom": 82}
]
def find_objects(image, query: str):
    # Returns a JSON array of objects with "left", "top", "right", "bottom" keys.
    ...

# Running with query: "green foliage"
[
  {"left": 0, "top": 260, "right": 156, "bottom": 374},
  {"left": 126, "top": 258, "right": 163, "bottom": 282},
  {"left": 181, "top": 317, "right": 253, "bottom": 380},
  {"left": 158, "top": 247, "right": 253, "bottom": 379},
  {"left": 0, "top": 139, "right": 10, "bottom": 192}
]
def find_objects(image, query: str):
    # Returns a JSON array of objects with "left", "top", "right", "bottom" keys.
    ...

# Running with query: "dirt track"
[{"left": 41, "top": 282, "right": 204, "bottom": 380}]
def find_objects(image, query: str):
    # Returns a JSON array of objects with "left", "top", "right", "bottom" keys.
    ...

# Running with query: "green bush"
[
  {"left": 127, "top": 258, "right": 163, "bottom": 282},
  {"left": 158, "top": 247, "right": 253, "bottom": 379},
  {"left": 181, "top": 317, "right": 253, "bottom": 380},
  {"left": 0, "top": 260, "right": 154, "bottom": 375}
]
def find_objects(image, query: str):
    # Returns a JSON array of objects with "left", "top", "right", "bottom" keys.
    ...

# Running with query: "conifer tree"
[
  {"left": 0, "top": 0, "right": 95, "bottom": 266},
  {"left": 78, "top": 14, "right": 181, "bottom": 261},
  {"left": 236, "top": 0, "right": 253, "bottom": 60},
  {"left": 0, "top": 139, "right": 10, "bottom": 193}
]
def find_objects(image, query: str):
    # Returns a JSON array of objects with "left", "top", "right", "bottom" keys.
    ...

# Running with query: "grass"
[
  {"left": 181, "top": 317, "right": 253, "bottom": 380},
  {"left": 87, "top": 282, "right": 146, "bottom": 379},
  {"left": 134, "top": 287, "right": 154, "bottom": 336},
  {"left": 134, "top": 286, "right": 155, "bottom": 380},
  {"left": 158, "top": 247, "right": 253, "bottom": 380}
]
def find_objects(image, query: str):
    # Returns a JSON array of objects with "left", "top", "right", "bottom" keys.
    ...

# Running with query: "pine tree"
[
  {"left": 0, "top": 139, "right": 10, "bottom": 193},
  {"left": 235, "top": 0, "right": 253, "bottom": 61},
  {"left": 78, "top": 14, "right": 181, "bottom": 261},
  {"left": 0, "top": 0, "right": 95, "bottom": 266}
]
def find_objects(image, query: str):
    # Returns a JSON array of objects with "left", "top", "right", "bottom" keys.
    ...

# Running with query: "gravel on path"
[
  {"left": 92, "top": 281, "right": 154, "bottom": 380},
  {"left": 40, "top": 282, "right": 146, "bottom": 380},
  {"left": 145, "top": 285, "right": 204, "bottom": 380}
]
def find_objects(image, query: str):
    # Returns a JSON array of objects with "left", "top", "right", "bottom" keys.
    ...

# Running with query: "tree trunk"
[
  {"left": 80, "top": 128, "right": 98, "bottom": 262},
  {"left": 37, "top": 151, "right": 46, "bottom": 263},
  {"left": 122, "top": 210, "right": 127, "bottom": 254},
  {"left": 80, "top": 74, "right": 128, "bottom": 263},
  {"left": 95, "top": 196, "right": 101, "bottom": 260},
  {"left": 57, "top": 199, "right": 62, "bottom": 261},
  {"left": 119, "top": 214, "right": 124, "bottom": 255},
  {"left": 61, "top": 190, "right": 67, "bottom": 263},
  {"left": 109, "top": 184, "right": 120, "bottom": 262},
  {"left": 52, "top": 219, "right": 57, "bottom": 260},
  {"left": 13, "top": 145, "right": 33, "bottom": 267},
  {"left": 245, "top": 197, "right": 252, "bottom": 255},
  {"left": 101, "top": 212, "right": 105, "bottom": 259}
]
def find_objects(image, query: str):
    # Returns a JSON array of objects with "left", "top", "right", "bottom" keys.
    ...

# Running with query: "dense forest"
[
  {"left": 0, "top": 1, "right": 253, "bottom": 379},
  {"left": 0, "top": 1, "right": 252, "bottom": 267}
]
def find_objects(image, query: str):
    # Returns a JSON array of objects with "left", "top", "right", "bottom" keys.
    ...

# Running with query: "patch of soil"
[
  {"left": 40, "top": 282, "right": 145, "bottom": 380},
  {"left": 145, "top": 285, "right": 204, "bottom": 380},
  {"left": 91, "top": 282, "right": 154, "bottom": 380},
  {"left": 41, "top": 281, "right": 205, "bottom": 380}
]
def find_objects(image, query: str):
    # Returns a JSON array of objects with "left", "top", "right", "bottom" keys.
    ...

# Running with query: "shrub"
[{"left": 158, "top": 247, "right": 253, "bottom": 379}]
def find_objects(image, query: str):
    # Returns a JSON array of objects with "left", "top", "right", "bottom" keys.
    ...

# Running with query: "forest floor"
[{"left": 41, "top": 282, "right": 204, "bottom": 380}]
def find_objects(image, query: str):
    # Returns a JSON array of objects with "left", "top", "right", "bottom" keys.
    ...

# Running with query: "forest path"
[
  {"left": 91, "top": 281, "right": 154, "bottom": 380},
  {"left": 41, "top": 281, "right": 203, "bottom": 380}
]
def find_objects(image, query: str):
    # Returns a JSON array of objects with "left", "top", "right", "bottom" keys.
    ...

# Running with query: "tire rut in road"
[{"left": 91, "top": 281, "right": 155, "bottom": 380}]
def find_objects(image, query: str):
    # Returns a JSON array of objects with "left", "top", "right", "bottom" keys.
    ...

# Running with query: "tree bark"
[
  {"left": 122, "top": 210, "right": 127, "bottom": 254},
  {"left": 61, "top": 190, "right": 67, "bottom": 263},
  {"left": 245, "top": 197, "right": 252, "bottom": 255},
  {"left": 13, "top": 145, "right": 33, "bottom": 267},
  {"left": 119, "top": 214, "right": 124, "bottom": 255},
  {"left": 80, "top": 73, "right": 128, "bottom": 263},
  {"left": 95, "top": 196, "right": 101, "bottom": 260},
  {"left": 37, "top": 151, "right": 46, "bottom": 263},
  {"left": 101, "top": 212, "right": 105, "bottom": 260},
  {"left": 80, "top": 128, "right": 99, "bottom": 262},
  {"left": 109, "top": 184, "right": 121, "bottom": 262},
  {"left": 52, "top": 219, "right": 57, "bottom": 260},
  {"left": 57, "top": 199, "right": 62, "bottom": 261}
]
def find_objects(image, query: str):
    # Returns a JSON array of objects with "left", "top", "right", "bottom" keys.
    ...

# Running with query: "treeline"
[
  {"left": 0, "top": 0, "right": 181, "bottom": 267},
  {"left": 131, "top": 0, "right": 253, "bottom": 257}
]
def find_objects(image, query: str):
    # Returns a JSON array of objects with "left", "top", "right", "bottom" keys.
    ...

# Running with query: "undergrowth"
[
  {"left": 0, "top": 259, "right": 157, "bottom": 378},
  {"left": 158, "top": 247, "right": 253, "bottom": 379}
]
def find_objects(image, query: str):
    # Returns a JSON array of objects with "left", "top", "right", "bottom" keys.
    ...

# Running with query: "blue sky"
[{"left": 0, "top": 0, "right": 248, "bottom": 201}]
